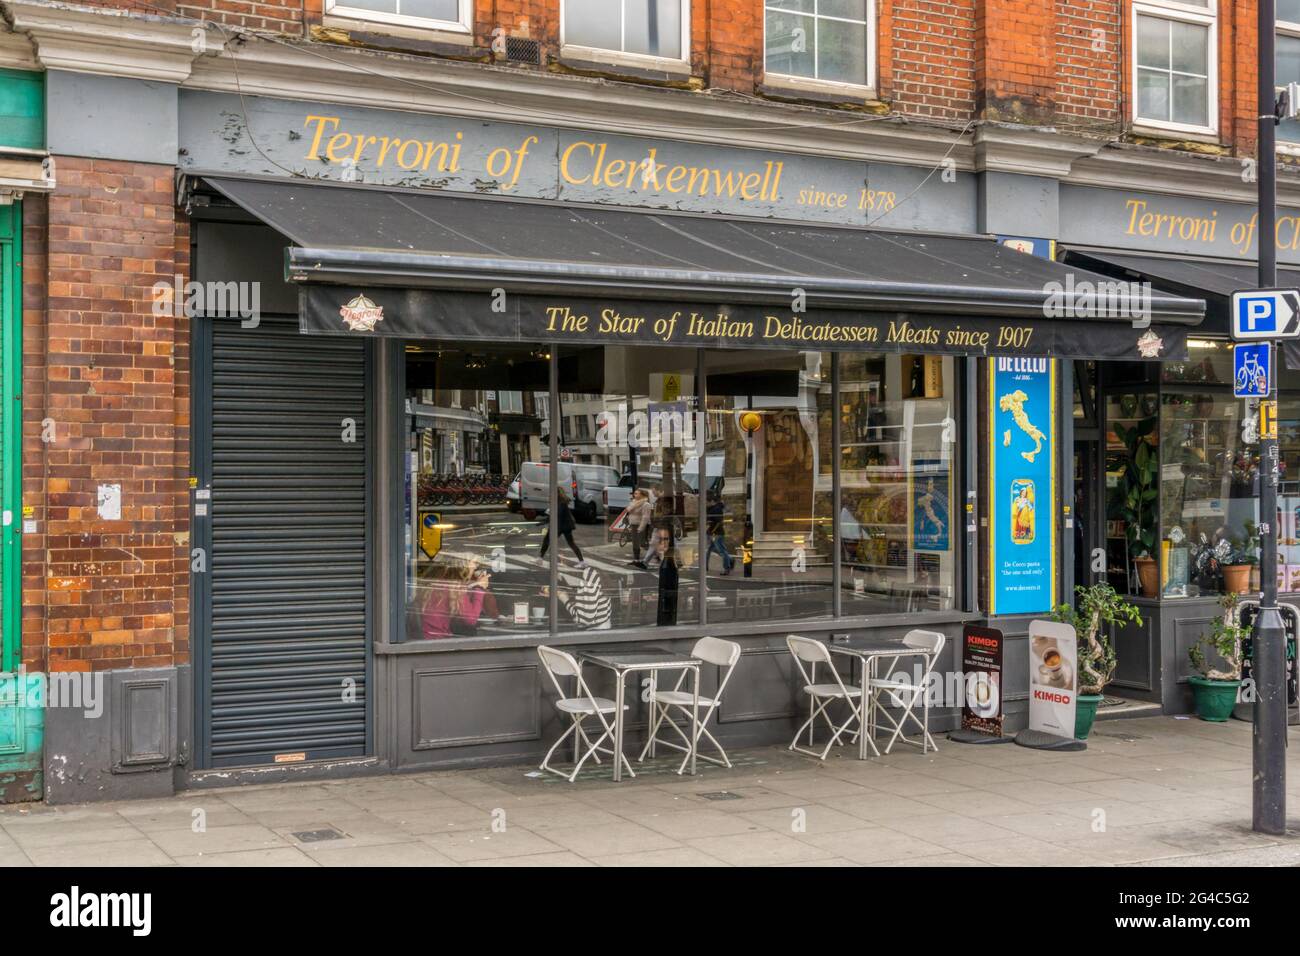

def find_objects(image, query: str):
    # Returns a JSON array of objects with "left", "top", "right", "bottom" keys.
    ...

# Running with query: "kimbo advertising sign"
[
  {"left": 1028, "top": 620, "right": 1078, "bottom": 738},
  {"left": 961, "top": 624, "right": 1005, "bottom": 736}
]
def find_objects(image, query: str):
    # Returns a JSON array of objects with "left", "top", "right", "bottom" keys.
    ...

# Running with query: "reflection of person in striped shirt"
[{"left": 560, "top": 565, "right": 612, "bottom": 630}]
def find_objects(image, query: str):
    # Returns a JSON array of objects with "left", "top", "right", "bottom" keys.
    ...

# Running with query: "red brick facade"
[
  {"left": 22, "top": 158, "right": 190, "bottom": 675},
  {"left": 61, "top": 1, "right": 1264, "bottom": 154}
]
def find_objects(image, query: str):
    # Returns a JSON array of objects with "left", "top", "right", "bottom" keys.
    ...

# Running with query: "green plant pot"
[
  {"left": 1189, "top": 676, "right": 1241, "bottom": 722},
  {"left": 1075, "top": 694, "right": 1103, "bottom": 739}
]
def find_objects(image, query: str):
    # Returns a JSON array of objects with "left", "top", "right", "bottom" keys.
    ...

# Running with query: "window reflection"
[
  {"left": 840, "top": 354, "right": 956, "bottom": 613},
  {"left": 704, "top": 349, "right": 834, "bottom": 621},
  {"left": 552, "top": 344, "right": 700, "bottom": 629},
  {"left": 404, "top": 344, "right": 551, "bottom": 638}
]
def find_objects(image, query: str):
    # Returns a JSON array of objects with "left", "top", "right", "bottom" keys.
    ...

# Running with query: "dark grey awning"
[
  {"left": 1061, "top": 248, "right": 1299, "bottom": 338},
  {"left": 201, "top": 175, "right": 1205, "bottom": 360}
]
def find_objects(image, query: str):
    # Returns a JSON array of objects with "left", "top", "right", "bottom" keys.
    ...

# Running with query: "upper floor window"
[
  {"left": 325, "top": 0, "right": 471, "bottom": 32},
  {"left": 1132, "top": 0, "right": 1217, "bottom": 134},
  {"left": 765, "top": 0, "right": 874, "bottom": 89},
  {"left": 563, "top": 0, "right": 688, "bottom": 61},
  {"left": 1279, "top": 0, "right": 1300, "bottom": 145}
]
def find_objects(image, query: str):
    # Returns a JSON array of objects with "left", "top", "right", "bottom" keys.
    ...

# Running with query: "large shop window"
[
  {"left": 764, "top": 0, "right": 874, "bottom": 88},
  {"left": 405, "top": 344, "right": 552, "bottom": 640},
  {"left": 704, "top": 349, "right": 835, "bottom": 621},
  {"left": 401, "top": 343, "right": 960, "bottom": 641},
  {"left": 563, "top": 0, "right": 687, "bottom": 60},
  {"left": 1132, "top": 0, "right": 1216, "bottom": 134},
  {"left": 1116, "top": 342, "right": 1280, "bottom": 600},
  {"left": 840, "top": 353, "right": 956, "bottom": 614},
  {"left": 1279, "top": 0, "right": 1300, "bottom": 146}
]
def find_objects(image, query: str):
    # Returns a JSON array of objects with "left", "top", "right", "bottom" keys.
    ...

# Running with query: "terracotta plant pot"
[
  {"left": 1135, "top": 557, "right": 1159, "bottom": 598},
  {"left": 1222, "top": 564, "right": 1251, "bottom": 595}
]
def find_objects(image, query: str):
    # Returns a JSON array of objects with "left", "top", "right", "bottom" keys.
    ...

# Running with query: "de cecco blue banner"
[{"left": 989, "top": 357, "right": 1057, "bottom": 615}]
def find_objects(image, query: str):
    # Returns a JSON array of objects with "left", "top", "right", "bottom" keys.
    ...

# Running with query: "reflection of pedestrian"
[
  {"left": 705, "top": 491, "right": 733, "bottom": 574},
  {"left": 649, "top": 487, "right": 674, "bottom": 569},
  {"left": 540, "top": 486, "right": 585, "bottom": 565},
  {"left": 626, "top": 488, "right": 653, "bottom": 569},
  {"left": 657, "top": 539, "right": 679, "bottom": 626},
  {"left": 559, "top": 565, "right": 612, "bottom": 629}
]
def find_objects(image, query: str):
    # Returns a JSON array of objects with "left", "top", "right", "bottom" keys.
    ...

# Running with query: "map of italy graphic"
[{"left": 998, "top": 389, "right": 1045, "bottom": 462}]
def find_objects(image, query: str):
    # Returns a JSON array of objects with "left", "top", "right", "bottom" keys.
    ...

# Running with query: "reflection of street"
[{"left": 421, "top": 508, "right": 843, "bottom": 628}]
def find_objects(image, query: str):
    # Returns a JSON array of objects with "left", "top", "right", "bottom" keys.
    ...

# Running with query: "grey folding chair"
[
  {"left": 869, "top": 629, "right": 946, "bottom": 754},
  {"left": 638, "top": 637, "right": 742, "bottom": 774},
  {"left": 786, "top": 634, "right": 863, "bottom": 761},
  {"left": 537, "top": 645, "right": 633, "bottom": 782}
]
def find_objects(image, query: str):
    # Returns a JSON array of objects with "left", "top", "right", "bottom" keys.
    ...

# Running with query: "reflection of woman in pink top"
[{"left": 421, "top": 559, "right": 490, "bottom": 639}]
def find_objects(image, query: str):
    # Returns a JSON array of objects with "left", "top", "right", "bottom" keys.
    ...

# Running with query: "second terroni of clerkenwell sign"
[
  {"left": 302, "top": 287, "right": 1188, "bottom": 361},
  {"left": 178, "top": 90, "right": 976, "bottom": 232}
]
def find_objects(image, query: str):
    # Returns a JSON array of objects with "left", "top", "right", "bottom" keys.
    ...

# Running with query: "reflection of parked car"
[
  {"left": 603, "top": 456, "right": 723, "bottom": 519},
  {"left": 517, "top": 462, "right": 618, "bottom": 523},
  {"left": 519, "top": 462, "right": 572, "bottom": 519},
  {"left": 573, "top": 464, "right": 620, "bottom": 522}
]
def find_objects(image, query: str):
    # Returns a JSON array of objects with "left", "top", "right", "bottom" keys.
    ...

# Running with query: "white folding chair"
[
  {"left": 786, "top": 635, "right": 863, "bottom": 761},
  {"left": 637, "top": 637, "right": 742, "bottom": 774},
  {"left": 869, "top": 629, "right": 945, "bottom": 754},
  {"left": 537, "top": 645, "right": 634, "bottom": 782}
]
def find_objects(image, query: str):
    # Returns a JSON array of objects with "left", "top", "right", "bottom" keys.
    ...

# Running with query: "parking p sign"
[{"left": 1232, "top": 288, "right": 1300, "bottom": 340}]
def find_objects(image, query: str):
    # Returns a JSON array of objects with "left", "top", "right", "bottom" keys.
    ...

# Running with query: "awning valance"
[{"left": 201, "top": 175, "right": 1205, "bottom": 361}]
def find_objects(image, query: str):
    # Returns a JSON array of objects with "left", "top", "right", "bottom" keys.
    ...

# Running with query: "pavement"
[{"left": 5, "top": 715, "right": 1300, "bottom": 867}]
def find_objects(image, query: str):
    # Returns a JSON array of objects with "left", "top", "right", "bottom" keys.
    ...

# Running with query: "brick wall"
[
  {"left": 59, "top": 1, "right": 1268, "bottom": 153},
  {"left": 23, "top": 158, "right": 190, "bottom": 675},
  {"left": 975, "top": 0, "right": 1053, "bottom": 122},
  {"left": 885, "top": 0, "right": 977, "bottom": 120},
  {"left": 1054, "top": 0, "right": 1120, "bottom": 130}
]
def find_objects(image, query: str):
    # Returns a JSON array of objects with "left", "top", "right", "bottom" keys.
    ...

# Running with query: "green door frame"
[{"left": 0, "top": 201, "right": 20, "bottom": 673}]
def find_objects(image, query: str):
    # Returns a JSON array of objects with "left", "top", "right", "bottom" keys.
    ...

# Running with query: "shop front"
[
  {"left": 1058, "top": 186, "right": 1300, "bottom": 716},
  {"left": 177, "top": 93, "right": 1205, "bottom": 777}
]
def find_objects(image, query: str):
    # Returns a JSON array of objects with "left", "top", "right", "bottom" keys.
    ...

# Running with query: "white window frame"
[
  {"left": 1131, "top": 0, "right": 1218, "bottom": 137},
  {"left": 1278, "top": 12, "right": 1300, "bottom": 152},
  {"left": 325, "top": 0, "right": 471, "bottom": 34},
  {"left": 763, "top": 0, "right": 877, "bottom": 96},
  {"left": 560, "top": 0, "right": 691, "bottom": 67}
]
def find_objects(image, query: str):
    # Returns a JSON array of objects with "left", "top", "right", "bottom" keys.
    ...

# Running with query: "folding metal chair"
[
  {"left": 868, "top": 629, "right": 945, "bottom": 754},
  {"left": 537, "top": 645, "right": 634, "bottom": 782},
  {"left": 638, "top": 637, "right": 742, "bottom": 774},
  {"left": 786, "top": 635, "right": 863, "bottom": 761}
]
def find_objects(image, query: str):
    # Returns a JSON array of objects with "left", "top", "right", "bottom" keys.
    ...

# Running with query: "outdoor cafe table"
[
  {"left": 829, "top": 637, "right": 940, "bottom": 759},
  {"left": 576, "top": 649, "right": 703, "bottom": 781}
]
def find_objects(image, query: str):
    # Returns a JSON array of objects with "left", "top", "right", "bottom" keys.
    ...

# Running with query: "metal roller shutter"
[{"left": 207, "top": 317, "right": 368, "bottom": 767}]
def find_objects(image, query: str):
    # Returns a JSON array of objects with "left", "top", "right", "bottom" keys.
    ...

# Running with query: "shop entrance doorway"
[{"left": 1072, "top": 361, "right": 1104, "bottom": 592}]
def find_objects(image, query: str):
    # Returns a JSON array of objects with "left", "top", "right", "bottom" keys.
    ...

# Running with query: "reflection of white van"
[
  {"left": 602, "top": 456, "right": 724, "bottom": 517},
  {"left": 518, "top": 462, "right": 619, "bottom": 522}
]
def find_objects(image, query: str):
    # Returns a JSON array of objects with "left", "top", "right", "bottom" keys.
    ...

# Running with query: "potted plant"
[
  {"left": 1188, "top": 593, "right": 1246, "bottom": 721},
  {"left": 1050, "top": 584, "right": 1143, "bottom": 739},
  {"left": 1110, "top": 416, "right": 1158, "bottom": 597},
  {"left": 1217, "top": 534, "right": 1256, "bottom": 596}
]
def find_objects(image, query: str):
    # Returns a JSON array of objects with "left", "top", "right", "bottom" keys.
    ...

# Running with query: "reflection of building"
[
  {"left": 488, "top": 389, "right": 546, "bottom": 475},
  {"left": 410, "top": 399, "right": 490, "bottom": 475}
]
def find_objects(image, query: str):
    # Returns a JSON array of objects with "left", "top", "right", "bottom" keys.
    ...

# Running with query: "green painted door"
[
  {"left": 0, "top": 201, "right": 39, "bottom": 803},
  {"left": 0, "top": 203, "right": 17, "bottom": 667}
]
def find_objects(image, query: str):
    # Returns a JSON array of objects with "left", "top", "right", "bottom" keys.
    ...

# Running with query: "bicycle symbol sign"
[{"left": 1234, "top": 343, "right": 1271, "bottom": 399}]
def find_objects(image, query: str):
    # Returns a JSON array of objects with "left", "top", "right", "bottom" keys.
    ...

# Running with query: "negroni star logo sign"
[{"left": 339, "top": 294, "right": 384, "bottom": 332}]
